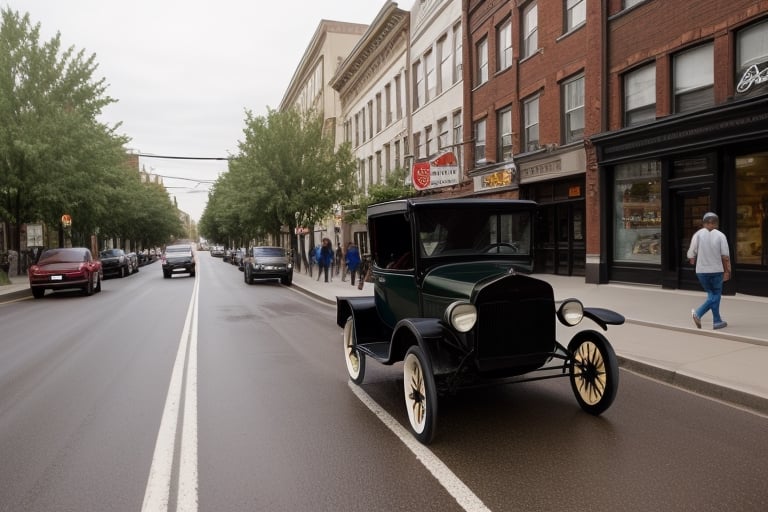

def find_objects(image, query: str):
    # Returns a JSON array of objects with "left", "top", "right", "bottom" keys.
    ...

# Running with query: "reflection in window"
[
  {"left": 735, "top": 153, "right": 768, "bottom": 266},
  {"left": 613, "top": 161, "right": 662, "bottom": 263}
]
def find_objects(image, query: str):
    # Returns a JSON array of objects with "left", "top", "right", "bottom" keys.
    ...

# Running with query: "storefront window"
[
  {"left": 614, "top": 161, "right": 662, "bottom": 263},
  {"left": 735, "top": 153, "right": 768, "bottom": 266}
]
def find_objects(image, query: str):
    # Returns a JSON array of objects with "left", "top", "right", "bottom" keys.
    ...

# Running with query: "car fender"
[
  {"left": 391, "top": 318, "right": 461, "bottom": 374},
  {"left": 337, "top": 296, "right": 392, "bottom": 344},
  {"left": 583, "top": 307, "right": 625, "bottom": 331}
]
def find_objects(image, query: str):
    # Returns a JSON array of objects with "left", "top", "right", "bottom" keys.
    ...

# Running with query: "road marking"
[
  {"left": 142, "top": 274, "right": 200, "bottom": 512},
  {"left": 348, "top": 382, "right": 492, "bottom": 512}
]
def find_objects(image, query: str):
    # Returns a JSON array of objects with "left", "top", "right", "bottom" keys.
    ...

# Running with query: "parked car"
[
  {"left": 231, "top": 248, "right": 245, "bottom": 267},
  {"left": 210, "top": 245, "right": 225, "bottom": 258},
  {"left": 337, "top": 198, "right": 624, "bottom": 444},
  {"left": 223, "top": 249, "right": 233, "bottom": 263},
  {"left": 99, "top": 248, "right": 131, "bottom": 278},
  {"left": 126, "top": 252, "right": 139, "bottom": 273},
  {"left": 161, "top": 244, "right": 196, "bottom": 278},
  {"left": 242, "top": 246, "right": 293, "bottom": 285},
  {"left": 28, "top": 247, "right": 103, "bottom": 298}
]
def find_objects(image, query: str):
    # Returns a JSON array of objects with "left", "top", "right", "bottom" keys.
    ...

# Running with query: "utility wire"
[{"left": 137, "top": 153, "right": 231, "bottom": 161}]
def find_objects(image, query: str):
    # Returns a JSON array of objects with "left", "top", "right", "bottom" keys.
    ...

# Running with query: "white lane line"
[
  {"left": 348, "top": 382, "right": 492, "bottom": 512},
  {"left": 142, "top": 275, "right": 200, "bottom": 512}
]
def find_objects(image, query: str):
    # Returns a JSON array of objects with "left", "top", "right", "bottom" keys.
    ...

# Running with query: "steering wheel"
[{"left": 484, "top": 242, "right": 519, "bottom": 254}]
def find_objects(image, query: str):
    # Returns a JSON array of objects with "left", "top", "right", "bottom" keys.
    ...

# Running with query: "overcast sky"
[{"left": 9, "top": 0, "right": 397, "bottom": 222}]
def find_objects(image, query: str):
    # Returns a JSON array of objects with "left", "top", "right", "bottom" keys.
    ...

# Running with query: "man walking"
[{"left": 687, "top": 212, "right": 731, "bottom": 330}]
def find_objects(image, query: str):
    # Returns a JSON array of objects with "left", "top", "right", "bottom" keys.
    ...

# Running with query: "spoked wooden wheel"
[
  {"left": 343, "top": 318, "right": 365, "bottom": 385},
  {"left": 568, "top": 332, "right": 619, "bottom": 415},
  {"left": 403, "top": 346, "right": 437, "bottom": 444}
]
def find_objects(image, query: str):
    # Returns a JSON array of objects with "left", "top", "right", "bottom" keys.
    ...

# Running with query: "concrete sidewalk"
[{"left": 4, "top": 268, "right": 767, "bottom": 414}]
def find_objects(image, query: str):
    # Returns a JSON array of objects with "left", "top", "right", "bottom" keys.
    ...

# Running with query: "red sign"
[{"left": 412, "top": 161, "right": 431, "bottom": 190}]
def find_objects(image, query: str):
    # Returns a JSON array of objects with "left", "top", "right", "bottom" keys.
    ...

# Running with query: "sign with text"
[{"left": 411, "top": 152, "right": 460, "bottom": 191}]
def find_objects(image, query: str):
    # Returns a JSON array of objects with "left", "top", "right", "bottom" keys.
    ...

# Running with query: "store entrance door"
[
  {"left": 535, "top": 202, "right": 585, "bottom": 276},
  {"left": 672, "top": 188, "right": 711, "bottom": 291}
]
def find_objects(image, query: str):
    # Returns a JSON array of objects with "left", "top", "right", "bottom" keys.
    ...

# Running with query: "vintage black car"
[
  {"left": 337, "top": 198, "right": 624, "bottom": 444},
  {"left": 242, "top": 246, "right": 293, "bottom": 285},
  {"left": 161, "top": 244, "right": 196, "bottom": 278}
]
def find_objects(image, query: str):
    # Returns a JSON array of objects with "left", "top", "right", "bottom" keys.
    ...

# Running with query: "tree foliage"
[
  {"left": 0, "top": 7, "right": 182, "bottom": 253},
  {"left": 345, "top": 166, "right": 417, "bottom": 224},
  {"left": 199, "top": 108, "right": 357, "bottom": 251}
]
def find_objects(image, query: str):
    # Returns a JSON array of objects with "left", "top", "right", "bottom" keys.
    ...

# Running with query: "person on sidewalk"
[
  {"left": 317, "top": 238, "right": 334, "bottom": 283},
  {"left": 344, "top": 242, "right": 361, "bottom": 286},
  {"left": 687, "top": 212, "right": 731, "bottom": 330}
]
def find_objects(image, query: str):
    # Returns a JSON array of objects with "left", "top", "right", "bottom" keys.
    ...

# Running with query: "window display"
[
  {"left": 735, "top": 153, "right": 767, "bottom": 266},
  {"left": 614, "top": 161, "right": 662, "bottom": 263}
]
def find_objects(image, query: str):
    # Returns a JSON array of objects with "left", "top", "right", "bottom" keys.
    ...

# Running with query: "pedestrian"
[
  {"left": 345, "top": 241, "right": 361, "bottom": 286},
  {"left": 318, "top": 238, "right": 334, "bottom": 283},
  {"left": 688, "top": 212, "right": 731, "bottom": 330}
]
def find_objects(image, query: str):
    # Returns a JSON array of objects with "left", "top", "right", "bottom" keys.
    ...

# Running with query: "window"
[
  {"left": 565, "top": 0, "right": 586, "bottom": 32},
  {"left": 376, "top": 93, "right": 382, "bottom": 133},
  {"left": 476, "top": 38, "right": 488, "bottom": 85},
  {"left": 613, "top": 161, "right": 662, "bottom": 264},
  {"left": 376, "top": 151, "right": 382, "bottom": 183},
  {"left": 453, "top": 23, "right": 463, "bottom": 84},
  {"left": 354, "top": 113, "right": 360, "bottom": 146},
  {"left": 735, "top": 152, "right": 768, "bottom": 266},
  {"left": 497, "top": 107, "right": 513, "bottom": 161},
  {"left": 394, "top": 140, "right": 401, "bottom": 169},
  {"left": 736, "top": 20, "right": 768, "bottom": 97},
  {"left": 361, "top": 108, "right": 366, "bottom": 141},
  {"left": 523, "top": 95, "right": 539, "bottom": 152},
  {"left": 425, "top": 49, "right": 435, "bottom": 102},
  {"left": 438, "top": 36, "right": 451, "bottom": 95},
  {"left": 437, "top": 118, "right": 448, "bottom": 150},
  {"left": 497, "top": 19, "right": 512, "bottom": 72},
  {"left": 413, "top": 60, "right": 424, "bottom": 109},
  {"left": 522, "top": 2, "right": 538, "bottom": 59},
  {"left": 384, "top": 143, "right": 391, "bottom": 173},
  {"left": 368, "top": 156, "right": 374, "bottom": 190},
  {"left": 385, "top": 84, "right": 392, "bottom": 125},
  {"left": 453, "top": 110, "right": 463, "bottom": 164},
  {"left": 673, "top": 43, "right": 714, "bottom": 113},
  {"left": 624, "top": 64, "right": 656, "bottom": 127},
  {"left": 474, "top": 118, "right": 486, "bottom": 165},
  {"left": 425, "top": 125, "right": 434, "bottom": 157},
  {"left": 414, "top": 131, "right": 422, "bottom": 159},
  {"left": 368, "top": 101, "right": 374, "bottom": 138},
  {"left": 563, "top": 74, "right": 584, "bottom": 143},
  {"left": 395, "top": 75, "right": 403, "bottom": 120}
]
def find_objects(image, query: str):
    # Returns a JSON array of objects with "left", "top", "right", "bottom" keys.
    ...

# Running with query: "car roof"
[{"left": 367, "top": 197, "right": 538, "bottom": 217}]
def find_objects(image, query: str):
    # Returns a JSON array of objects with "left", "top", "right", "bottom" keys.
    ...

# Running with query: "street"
[{"left": 0, "top": 254, "right": 766, "bottom": 511}]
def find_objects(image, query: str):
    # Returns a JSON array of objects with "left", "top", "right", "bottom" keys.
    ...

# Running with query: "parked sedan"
[
  {"left": 28, "top": 247, "right": 103, "bottom": 298},
  {"left": 126, "top": 252, "right": 139, "bottom": 273},
  {"left": 100, "top": 248, "right": 131, "bottom": 278},
  {"left": 161, "top": 244, "right": 196, "bottom": 278}
]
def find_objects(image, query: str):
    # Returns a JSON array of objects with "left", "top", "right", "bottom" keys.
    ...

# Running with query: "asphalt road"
[{"left": 0, "top": 254, "right": 766, "bottom": 511}]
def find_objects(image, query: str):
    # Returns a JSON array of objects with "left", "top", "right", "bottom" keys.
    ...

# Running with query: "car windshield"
[
  {"left": 100, "top": 249, "right": 123, "bottom": 257},
  {"left": 253, "top": 247, "right": 285, "bottom": 257},
  {"left": 166, "top": 246, "right": 191, "bottom": 253},
  {"left": 416, "top": 208, "right": 532, "bottom": 258},
  {"left": 38, "top": 248, "right": 87, "bottom": 264}
]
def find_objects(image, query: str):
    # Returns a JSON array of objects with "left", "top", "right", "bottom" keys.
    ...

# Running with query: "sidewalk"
[{"left": 4, "top": 270, "right": 767, "bottom": 414}]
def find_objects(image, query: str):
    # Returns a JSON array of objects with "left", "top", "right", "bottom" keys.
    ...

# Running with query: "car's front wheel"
[
  {"left": 343, "top": 317, "right": 365, "bottom": 385},
  {"left": 403, "top": 345, "right": 437, "bottom": 444},
  {"left": 568, "top": 331, "right": 619, "bottom": 415}
]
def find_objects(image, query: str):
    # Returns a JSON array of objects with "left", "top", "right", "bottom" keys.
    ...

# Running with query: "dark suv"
[
  {"left": 161, "top": 244, "right": 196, "bottom": 278},
  {"left": 242, "top": 246, "right": 293, "bottom": 285},
  {"left": 337, "top": 198, "right": 624, "bottom": 444}
]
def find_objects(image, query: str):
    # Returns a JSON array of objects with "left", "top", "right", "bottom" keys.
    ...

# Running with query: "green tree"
[
  {"left": 0, "top": 8, "right": 127, "bottom": 256},
  {"left": 345, "top": 166, "right": 416, "bottom": 224}
]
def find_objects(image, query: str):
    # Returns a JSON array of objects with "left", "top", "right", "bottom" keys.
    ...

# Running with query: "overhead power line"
[{"left": 137, "top": 153, "right": 231, "bottom": 161}]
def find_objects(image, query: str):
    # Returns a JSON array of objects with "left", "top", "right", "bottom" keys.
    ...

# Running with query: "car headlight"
[
  {"left": 444, "top": 301, "right": 477, "bottom": 333},
  {"left": 557, "top": 299, "right": 584, "bottom": 326}
]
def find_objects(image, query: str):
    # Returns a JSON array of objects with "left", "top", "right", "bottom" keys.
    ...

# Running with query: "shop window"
[
  {"left": 613, "top": 161, "right": 662, "bottom": 264},
  {"left": 735, "top": 153, "right": 768, "bottom": 267}
]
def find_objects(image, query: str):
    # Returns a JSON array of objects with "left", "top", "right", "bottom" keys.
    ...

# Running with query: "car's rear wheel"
[
  {"left": 32, "top": 287, "right": 44, "bottom": 299},
  {"left": 120, "top": 266, "right": 126, "bottom": 278},
  {"left": 568, "top": 331, "right": 619, "bottom": 415},
  {"left": 83, "top": 274, "right": 94, "bottom": 296},
  {"left": 403, "top": 345, "right": 437, "bottom": 444},
  {"left": 95, "top": 274, "right": 102, "bottom": 293},
  {"left": 343, "top": 317, "right": 365, "bottom": 385}
]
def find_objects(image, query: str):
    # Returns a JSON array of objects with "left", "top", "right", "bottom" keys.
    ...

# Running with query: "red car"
[{"left": 28, "top": 247, "right": 103, "bottom": 299}]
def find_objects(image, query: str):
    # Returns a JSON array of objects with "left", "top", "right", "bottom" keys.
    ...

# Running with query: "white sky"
[{"left": 8, "top": 0, "right": 396, "bottom": 221}]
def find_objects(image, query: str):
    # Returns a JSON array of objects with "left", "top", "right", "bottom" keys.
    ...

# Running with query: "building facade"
[
  {"left": 331, "top": 2, "right": 410, "bottom": 253},
  {"left": 591, "top": 0, "right": 768, "bottom": 296}
]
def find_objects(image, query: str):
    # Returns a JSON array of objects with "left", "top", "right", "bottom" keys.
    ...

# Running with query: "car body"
[
  {"left": 222, "top": 249, "right": 234, "bottom": 263},
  {"left": 161, "top": 244, "right": 196, "bottom": 278},
  {"left": 126, "top": 252, "right": 139, "bottom": 273},
  {"left": 210, "top": 245, "right": 225, "bottom": 258},
  {"left": 28, "top": 247, "right": 103, "bottom": 298},
  {"left": 99, "top": 248, "right": 131, "bottom": 278},
  {"left": 231, "top": 248, "right": 245, "bottom": 267},
  {"left": 242, "top": 246, "right": 293, "bottom": 285},
  {"left": 337, "top": 198, "right": 624, "bottom": 444}
]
